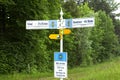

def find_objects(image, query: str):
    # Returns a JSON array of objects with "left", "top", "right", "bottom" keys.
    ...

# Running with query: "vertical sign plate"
[
  {"left": 49, "top": 20, "right": 58, "bottom": 29},
  {"left": 54, "top": 52, "right": 67, "bottom": 78},
  {"left": 65, "top": 19, "right": 72, "bottom": 28}
]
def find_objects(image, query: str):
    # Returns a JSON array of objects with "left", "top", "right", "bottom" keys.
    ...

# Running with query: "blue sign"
[
  {"left": 65, "top": 19, "right": 72, "bottom": 28},
  {"left": 54, "top": 52, "right": 67, "bottom": 61},
  {"left": 49, "top": 20, "right": 57, "bottom": 29}
]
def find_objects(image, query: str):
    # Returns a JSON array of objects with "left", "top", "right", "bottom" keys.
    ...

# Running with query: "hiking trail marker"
[
  {"left": 49, "top": 34, "right": 60, "bottom": 39},
  {"left": 26, "top": 8, "right": 95, "bottom": 80},
  {"left": 54, "top": 52, "right": 67, "bottom": 78}
]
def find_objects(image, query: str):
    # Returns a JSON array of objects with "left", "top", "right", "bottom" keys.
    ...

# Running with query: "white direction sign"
[
  {"left": 65, "top": 17, "right": 95, "bottom": 28},
  {"left": 26, "top": 20, "right": 59, "bottom": 29},
  {"left": 26, "top": 17, "right": 94, "bottom": 29},
  {"left": 72, "top": 17, "right": 94, "bottom": 28},
  {"left": 54, "top": 52, "right": 67, "bottom": 78},
  {"left": 26, "top": 20, "right": 49, "bottom": 29}
]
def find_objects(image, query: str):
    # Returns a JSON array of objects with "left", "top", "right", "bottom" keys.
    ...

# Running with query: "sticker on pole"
[
  {"left": 49, "top": 20, "right": 58, "bottom": 29},
  {"left": 54, "top": 52, "right": 67, "bottom": 78}
]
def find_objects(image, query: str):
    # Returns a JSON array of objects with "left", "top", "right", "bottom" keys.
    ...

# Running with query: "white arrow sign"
[
  {"left": 26, "top": 17, "right": 95, "bottom": 29},
  {"left": 26, "top": 20, "right": 49, "bottom": 29},
  {"left": 65, "top": 17, "right": 95, "bottom": 28},
  {"left": 72, "top": 17, "right": 95, "bottom": 28}
]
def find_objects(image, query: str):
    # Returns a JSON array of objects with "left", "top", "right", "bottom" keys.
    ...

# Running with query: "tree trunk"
[{"left": 0, "top": 4, "right": 6, "bottom": 33}]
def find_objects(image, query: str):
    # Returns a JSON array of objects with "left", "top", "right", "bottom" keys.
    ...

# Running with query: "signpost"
[
  {"left": 26, "top": 8, "right": 95, "bottom": 80},
  {"left": 59, "top": 8, "right": 64, "bottom": 80}
]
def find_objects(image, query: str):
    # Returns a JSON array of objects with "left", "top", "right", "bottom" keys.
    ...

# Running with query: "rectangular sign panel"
[
  {"left": 57, "top": 19, "right": 66, "bottom": 29},
  {"left": 26, "top": 20, "right": 60, "bottom": 29},
  {"left": 54, "top": 52, "right": 67, "bottom": 78},
  {"left": 26, "top": 20, "right": 49, "bottom": 29},
  {"left": 72, "top": 17, "right": 95, "bottom": 28},
  {"left": 26, "top": 17, "right": 95, "bottom": 29},
  {"left": 49, "top": 20, "right": 58, "bottom": 29},
  {"left": 54, "top": 52, "right": 67, "bottom": 61},
  {"left": 65, "top": 19, "right": 72, "bottom": 28}
]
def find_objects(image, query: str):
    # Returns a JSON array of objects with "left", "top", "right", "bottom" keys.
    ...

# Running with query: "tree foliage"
[
  {"left": 91, "top": 11, "right": 120, "bottom": 63},
  {"left": 0, "top": 0, "right": 120, "bottom": 74}
]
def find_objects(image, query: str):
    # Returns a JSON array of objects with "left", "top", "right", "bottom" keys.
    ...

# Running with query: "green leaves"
[
  {"left": 0, "top": 0, "right": 120, "bottom": 74},
  {"left": 91, "top": 11, "right": 120, "bottom": 62}
]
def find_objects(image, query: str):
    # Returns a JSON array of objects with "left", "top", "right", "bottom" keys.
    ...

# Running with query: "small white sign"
[
  {"left": 26, "top": 20, "right": 49, "bottom": 29},
  {"left": 57, "top": 19, "right": 66, "bottom": 29},
  {"left": 54, "top": 52, "right": 67, "bottom": 78},
  {"left": 54, "top": 61, "right": 67, "bottom": 78},
  {"left": 72, "top": 17, "right": 95, "bottom": 28}
]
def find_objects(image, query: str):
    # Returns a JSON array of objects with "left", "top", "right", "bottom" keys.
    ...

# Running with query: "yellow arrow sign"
[
  {"left": 59, "top": 29, "right": 71, "bottom": 35},
  {"left": 63, "top": 29, "right": 71, "bottom": 35},
  {"left": 49, "top": 34, "right": 60, "bottom": 39}
]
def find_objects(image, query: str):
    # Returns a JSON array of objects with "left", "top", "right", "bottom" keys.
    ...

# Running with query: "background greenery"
[
  {"left": 0, "top": 56, "right": 120, "bottom": 80},
  {"left": 0, "top": 0, "right": 120, "bottom": 74}
]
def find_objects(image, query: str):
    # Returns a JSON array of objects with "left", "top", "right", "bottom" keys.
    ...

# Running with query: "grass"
[{"left": 0, "top": 57, "right": 120, "bottom": 80}]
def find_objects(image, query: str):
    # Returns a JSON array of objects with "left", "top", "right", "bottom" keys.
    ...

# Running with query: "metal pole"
[
  {"left": 60, "top": 37, "right": 63, "bottom": 80},
  {"left": 60, "top": 32, "right": 63, "bottom": 52},
  {"left": 60, "top": 8, "right": 63, "bottom": 80}
]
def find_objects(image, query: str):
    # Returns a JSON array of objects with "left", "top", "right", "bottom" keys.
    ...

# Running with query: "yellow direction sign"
[
  {"left": 59, "top": 29, "right": 71, "bottom": 35},
  {"left": 63, "top": 29, "right": 71, "bottom": 35},
  {"left": 49, "top": 34, "right": 60, "bottom": 39}
]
